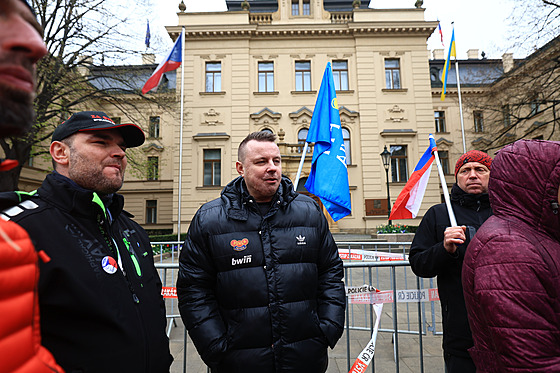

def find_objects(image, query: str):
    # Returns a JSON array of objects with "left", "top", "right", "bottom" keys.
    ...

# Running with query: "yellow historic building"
[{"left": 20, "top": 0, "right": 544, "bottom": 235}]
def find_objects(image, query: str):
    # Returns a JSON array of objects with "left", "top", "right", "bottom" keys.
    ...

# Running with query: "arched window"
[
  {"left": 297, "top": 128, "right": 309, "bottom": 153},
  {"left": 261, "top": 128, "right": 273, "bottom": 134},
  {"left": 342, "top": 127, "right": 351, "bottom": 165}
]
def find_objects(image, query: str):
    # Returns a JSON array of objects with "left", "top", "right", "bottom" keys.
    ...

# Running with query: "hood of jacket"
[
  {"left": 489, "top": 139, "right": 560, "bottom": 241},
  {"left": 221, "top": 175, "right": 298, "bottom": 221}
]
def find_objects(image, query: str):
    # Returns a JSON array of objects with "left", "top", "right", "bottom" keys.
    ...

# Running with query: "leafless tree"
[{"left": 0, "top": 0, "right": 174, "bottom": 191}]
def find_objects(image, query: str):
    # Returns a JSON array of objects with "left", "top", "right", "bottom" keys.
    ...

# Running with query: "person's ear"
[
  {"left": 50, "top": 141, "right": 70, "bottom": 167},
  {"left": 236, "top": 161, "right": 244, "bottom": 177}
]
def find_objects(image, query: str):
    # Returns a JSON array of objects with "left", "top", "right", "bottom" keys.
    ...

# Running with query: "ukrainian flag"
[{"left": 440, "top": 27, "right": 456, "bottom": 101}]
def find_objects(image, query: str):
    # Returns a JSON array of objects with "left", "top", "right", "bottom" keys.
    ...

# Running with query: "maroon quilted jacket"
[{"left": 462, "top": 140, "right": 560, "bottom": 372}]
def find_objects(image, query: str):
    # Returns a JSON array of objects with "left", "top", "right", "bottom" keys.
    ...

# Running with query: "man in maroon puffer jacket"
[{"left": 463, "top": 139, "right": 560, "bottom": 372}]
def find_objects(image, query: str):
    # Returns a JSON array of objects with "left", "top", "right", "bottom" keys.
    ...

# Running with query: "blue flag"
[
  {"left": 304, "top": 62, "right": 351, "bottom": 221},
  {"left": 145, "top": 20, "right": 151, "bottom": 48}
]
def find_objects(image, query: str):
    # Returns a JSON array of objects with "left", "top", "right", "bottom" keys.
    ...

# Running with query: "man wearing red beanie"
[{"left": 409, "top": 150, "right": 493, "bottom": 373}]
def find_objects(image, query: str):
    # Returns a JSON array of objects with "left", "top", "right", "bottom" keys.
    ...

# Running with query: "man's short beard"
[{"left": 0, "top": 85, "right": 35, "bottom": 137}]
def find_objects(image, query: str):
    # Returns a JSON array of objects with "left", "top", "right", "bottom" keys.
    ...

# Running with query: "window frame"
[
  {"left": 332, "top": 60, "right": 349, "bottom": 91},
  {"left": 258, "top": 61, "right": 274, "bottom": 93},
  {"left": 390, "top": 145, "right": 408, "bottom": 183},
  {"left": 203, "top": 149, "right": 221, "bottom": 187},
  {"left": 205, "top": 61, "right": 222, "bottom": 93},
  {"left": 473, "top": 110, "right": 484, "bottom": 132},
  {"left": 148, "top": 116, "right": 160, "bottom": 138},
  {"left": 434, "top": 111, "right": 446, "bottom": 133},
  {"left": 295, "top": 60, "right": 311, "bottom": 92},
  {"left": 438, "top": 150, "right": 450, "bottom": 175},
  {"left": 384, "top": 58, "right": 401, "bottom": 90},
  {"left": 147, "top": 156, "right": 159, "bottom": 181},
  {"left": 145, "top": 200, "right": 157, "bottom": 224},
  {"left": 342, "top": 127, "right": 351, "bottom": 165}
]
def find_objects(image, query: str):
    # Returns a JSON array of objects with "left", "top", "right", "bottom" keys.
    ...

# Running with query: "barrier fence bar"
[{"left": 155, "top": 242, "right": 445, "bottom": 373}]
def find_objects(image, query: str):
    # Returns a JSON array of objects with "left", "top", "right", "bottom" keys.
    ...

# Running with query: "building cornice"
[{"left": 168, "top": 21, "right": 436, "bottom": 40}]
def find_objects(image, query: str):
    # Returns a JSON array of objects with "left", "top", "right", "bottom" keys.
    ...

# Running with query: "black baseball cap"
[{"left": 52, "top": 111, "right": 145, "bottom": 148}]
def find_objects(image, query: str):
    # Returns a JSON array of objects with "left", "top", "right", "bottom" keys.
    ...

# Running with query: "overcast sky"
[{"left": 145, "top": 0, "right": 516, "bottom": 63}]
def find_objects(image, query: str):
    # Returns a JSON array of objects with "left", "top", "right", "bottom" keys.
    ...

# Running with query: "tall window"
[
  {"left": 434, "top": 111, "right": 446, "bottom": 132},
  {"left": 148, "top": 116, "right": 160, "bottom": 138},
  {"left": 146, "top": 200, "right": 157, "bottom": 224},
  {"left": 205, "top": 62, "right": 221, "bottom": 92},
  {"left": 203, "top": 149, "right": 221, "bottom": 186},
  {"left": 297, "top": 128, "right": 311, "bottom": 153},
  {"left": 385, "top": 59, "right": 401, "bottom": 89},
  {"left": 439, "top": 150, "right": 450, "bottom": 174},
  {"left": 302, "top": 0, "right": 310, "bottom": 15},
  {"left": 342, "top": 127, "right": 351, "bottom": 165},
  {"left": 291, "top": 0, "right": 299, "bottom": 15},
  {"left": 147, "top": 156, "right": 159, "bottom": 180},
  {"left": 474, "top": 111, "right": 484, "bottom": 132},
  {"left": 502, "top": 104, "right": 511, "bottom": 127},
  {"left": 295, "top": 61, "right": 311, "bottom": 91},
  {"left": 258, "top": 62, "right": 274, "bottom": 92},
  {"left": 332, "top": 60, "right": 349, "bottom": 91},
  {"left": 292, "top": 0, "right": 310, "bottom": 15},
  {"left": 390, "top": 145, "right": 408, "bottom": 182}
]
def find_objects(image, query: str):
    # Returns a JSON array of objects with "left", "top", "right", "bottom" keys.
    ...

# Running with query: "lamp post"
[{"left": 380, "top": 146, "right": 392, "bottom": 225}]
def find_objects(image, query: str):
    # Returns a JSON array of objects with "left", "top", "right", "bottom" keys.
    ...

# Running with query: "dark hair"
[{"left": 238, "top": 131, "right": 277, "bottom": 161}]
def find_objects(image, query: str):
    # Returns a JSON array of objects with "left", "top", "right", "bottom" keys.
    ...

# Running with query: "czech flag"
[
  {"left": 389, "top": 135, "right": 437, "bottom": 220},
  {"left": 142, "top": 32, "right": 182, "bottom": 94}
]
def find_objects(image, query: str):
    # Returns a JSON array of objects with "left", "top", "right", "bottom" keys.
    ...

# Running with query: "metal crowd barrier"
[{"left": 153, "top": 241, "right": 444, "bottom": 373}]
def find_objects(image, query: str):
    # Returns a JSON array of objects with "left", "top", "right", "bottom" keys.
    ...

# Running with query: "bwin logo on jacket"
[
  {"left": 232, "top": 255, "right": 252, "bottom": 266},
  {"left": 296, "top": 235, "right": 306, "bottom": 245},
  {"left": 230, "top": 238, "right": 249, "bottom": 251}
]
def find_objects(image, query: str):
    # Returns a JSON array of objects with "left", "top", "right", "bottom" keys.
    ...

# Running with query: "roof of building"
[
  {"left": 225, "top": 0, "right": 369, "bottom": 12},
  {"left": 88, "top": 64, "right": 176, "bottom": 93},
  {"left": 429, "top": 58, "right": 505, "bottom": 88}
]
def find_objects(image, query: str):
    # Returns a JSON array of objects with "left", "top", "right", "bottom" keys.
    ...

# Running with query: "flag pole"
[
  {"left": 293, "top": 143, "right": 309, "bottom": 191},
  {"left": 432, "top": 149, "right": 457, "bottom": 226},
  {"left": 455, "top": 59, "right": 466, "bottom": 153},
  {"left": 177, "top": 27, "right": 186, "bottom": 243}
]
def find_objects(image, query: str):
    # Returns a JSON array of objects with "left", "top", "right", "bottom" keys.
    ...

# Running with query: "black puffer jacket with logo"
[
  {"left": 0, "top": 173, "right": 172, "bottom": 373},
  {"left": 177, "top": 176, "right": 345, "bottom": 373}
]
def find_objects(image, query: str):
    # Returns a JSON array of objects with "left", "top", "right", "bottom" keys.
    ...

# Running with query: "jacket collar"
[
  {"left": 450, "top": 183, "right": 490, "bottom": 210},
  {"left": 221, "top": 175, "right": 297, "bottom": 221},
  {"left": 38, "top": 172, "right": 124, "bottom": 220}
]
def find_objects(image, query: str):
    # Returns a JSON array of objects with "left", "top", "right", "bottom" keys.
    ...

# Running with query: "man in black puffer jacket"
[
  {"left": 409, "top": 150, "right": 493, "bottom": 373},
  {"left": 177, "top": 131, "right": 346, "bottom": 373}
]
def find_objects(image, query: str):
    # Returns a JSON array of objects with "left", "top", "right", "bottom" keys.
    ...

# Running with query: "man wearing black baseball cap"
[{"left": 0, "top": 110, "right": 173, "bottom": 372}]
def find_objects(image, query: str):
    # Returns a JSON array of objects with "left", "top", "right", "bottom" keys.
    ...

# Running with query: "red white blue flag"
[
  {"left": 389, "top": 135, "right": 437, "bottom": 220},
  {"left": 142, "top": 33, "right": 182, "bottom": 94}
]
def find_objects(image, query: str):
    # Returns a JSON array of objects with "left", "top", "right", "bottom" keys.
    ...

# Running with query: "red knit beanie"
[{"left": 454, "top": 150, "right": 492, "bottom": 177}]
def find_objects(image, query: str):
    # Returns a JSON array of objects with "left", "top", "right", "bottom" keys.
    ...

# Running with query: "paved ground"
[{"left": 157, "top": 234, "right": 446, "bottom": 373}]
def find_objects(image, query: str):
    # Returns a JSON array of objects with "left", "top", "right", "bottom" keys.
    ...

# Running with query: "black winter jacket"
[
  {"left": 177, "top": 176, "right": 346, "bottom": 373},
  {"left": 0, "top": 173, "right": 172, "bottom": 373},
  {"left": 409, "top": 184, "right": 492, "bottom": 358}
]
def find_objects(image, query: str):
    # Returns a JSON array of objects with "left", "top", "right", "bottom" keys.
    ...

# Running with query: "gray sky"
[{"left": 146, "top": 0, "right": 515, "bottom": 62}]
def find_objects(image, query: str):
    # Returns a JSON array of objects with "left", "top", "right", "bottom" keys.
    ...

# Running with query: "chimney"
[
  {"left": 77, "top": 55, "right": 93, "bottom": 76},
  {"left": 142, "top": 53, "right": 156, "bottom": 65},
  {"left": 502, "top": 53, "right": 514, "bottom": 73},
  {"left": 467, "top": 49, "right": 479, "bottom": 59},
  {"left": 432, "top": 49, "right": 444, "bottom": 60}
]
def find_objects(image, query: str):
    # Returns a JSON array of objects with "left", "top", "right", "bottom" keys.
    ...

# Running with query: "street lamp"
[{"left": 380, "top": 146, "right": 392, "bottom": 225}]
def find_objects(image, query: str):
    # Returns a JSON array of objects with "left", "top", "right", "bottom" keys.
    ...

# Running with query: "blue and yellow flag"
[
  {"left": 304, "top": 63, "right": 351, "bottom": 221},
  {"left": 440, "top": 27, "right": 456, "bottom": 101}
]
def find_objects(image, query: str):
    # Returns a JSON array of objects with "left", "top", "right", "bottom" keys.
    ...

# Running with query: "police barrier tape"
[
  {"left": 338, "top": 248, "right": 407, "bottom": 262},
  {"left": 346, "top": 284, "right": 440, "bottom": 304},
  {"left": 348, "top": 303, "right": 383, "bottom": 373}
]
